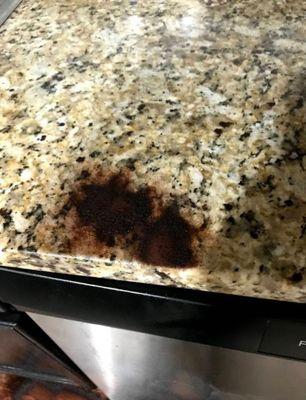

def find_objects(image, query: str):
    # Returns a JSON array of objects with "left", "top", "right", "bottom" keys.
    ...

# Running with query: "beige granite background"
[{"left": 0, "top": 0, "right": 305, "bottom": 301}]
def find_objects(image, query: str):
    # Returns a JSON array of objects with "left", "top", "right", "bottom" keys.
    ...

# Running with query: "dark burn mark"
[
  {"left": 75, "top": 175, "right": 151, "bottom": 242},
  {"left": 140, "top": 206, "right": 194, "bottom": 267},
  {"left": 67, "top": 172, "right": 198, "bottom": 267}
]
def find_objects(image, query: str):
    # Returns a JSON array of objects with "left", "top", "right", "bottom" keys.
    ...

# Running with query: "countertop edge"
[{"left": 1, "top": 266, "right": 306, "bottom": 354}]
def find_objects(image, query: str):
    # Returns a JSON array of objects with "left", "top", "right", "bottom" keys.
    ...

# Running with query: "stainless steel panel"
[
  {"left": 29, "top": 313, "right": 306, "bottom": 400},
  {"left": 0, "top": 313, "right": 84, "bottom": 386},
  {"left": 0, "top": 0, "right": 22, "bottom": 26}
]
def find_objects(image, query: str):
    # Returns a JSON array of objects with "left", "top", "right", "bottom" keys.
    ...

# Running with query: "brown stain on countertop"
[{"left": 63, "top": 167, "right": 202, "bottom": 267}]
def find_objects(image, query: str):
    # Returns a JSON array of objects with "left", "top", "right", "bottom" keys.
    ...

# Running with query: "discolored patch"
[
  {"left": 75, "top": 174, "right": 152, "bottom": 243},
  {"left": 140, "top": 206, "right": 194, "bottom": 267},
  {"left": 64, "top": 170, "right": 201, "bottom": 267}
]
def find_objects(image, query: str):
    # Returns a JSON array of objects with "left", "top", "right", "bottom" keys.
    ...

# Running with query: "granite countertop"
[{"left": 0, "top": 0, "right": 305, "bottom": 302}]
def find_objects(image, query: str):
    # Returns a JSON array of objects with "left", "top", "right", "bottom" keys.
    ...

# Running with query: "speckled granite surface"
[{"left": 0, "top": 0, "right": 305, "bottom": 301}]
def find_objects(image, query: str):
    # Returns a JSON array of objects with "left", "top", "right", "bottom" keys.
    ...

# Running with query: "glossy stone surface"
[{"left": 0, "top": 0, "right": 305, "bottom": 301}]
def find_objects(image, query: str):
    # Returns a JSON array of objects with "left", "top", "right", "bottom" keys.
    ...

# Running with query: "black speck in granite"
[
  {"left": 219, "top": 121, "right": 233, "bottom": 128},
  {"left": 300, "top": 218, "right": 306, "bottom": 239},
  {"left": 0, "top": 208, "right": 12, "bottom": 228},
  {"left": 224, "top": 203, "right": 233, "bottom": 211},
  {"left": 239, "top": 175, "right": 248, "bottom": 186},
  {"left": 240, "top": 211, "right": 265, "bottom": 239},
  {"left": 257, "top": 175, "right": 276, "bottom": 192},
  {"left": 214, "top": 128, "right": 223, "bottom": 136},
  {"left": 90, "top": 151, "right": 101, "bottom": 158},
  {"left": 1, "top": 126, "right": 12, "bottom": 134},
  {"left": 288, "top": 272, "right": 303, "bottom": 283},
  {"left": 78, "top": 170, "right": 91, "bottom": 180},
  {"left": 26, "top": 204, "right": 45, "bottom": 223},
  {"left": 259, "top": 264, "right": 269, "bottom": 274},
  {"left": 41, "top": 80, "right": 56, "bottom": 93},
  {"left": 52, "top": 72, "right": 65, "bottom": 81},
  {"left": 76, "top": 266, "right": 90, "bottom": 274},
  {"left": 239, "top": 131, "right": 251, "bottom": 141}
]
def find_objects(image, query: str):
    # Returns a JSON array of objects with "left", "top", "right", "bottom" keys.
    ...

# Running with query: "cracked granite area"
[{"left": 0, "top": 0, "right": 305, "bottom": 301}]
